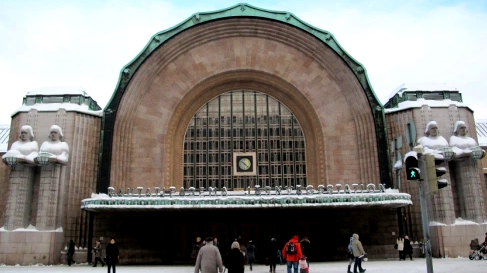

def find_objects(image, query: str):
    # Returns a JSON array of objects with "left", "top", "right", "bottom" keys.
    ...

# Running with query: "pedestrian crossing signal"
[
  {"left": 404, "top": 151, "right": 420, "bottom": 181},
  {"left": 407, "top": 167, "right": 420, "bottom": 180}
]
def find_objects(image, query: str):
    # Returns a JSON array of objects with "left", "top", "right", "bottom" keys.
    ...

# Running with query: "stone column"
[
  {"left": 35, "top": 164, "right": 65, "bottom": 230},
  {"left": 428, "top": 170, "right": 456, "bottom": 225},
  {"left": 4, "top": 164, "right": 36, "bottom": 230},
  {"left": 452, "top": 158, "right": 486, "bottom": 223}
]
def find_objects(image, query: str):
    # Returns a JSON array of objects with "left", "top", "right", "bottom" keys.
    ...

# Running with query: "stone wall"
[
  {"left": 0, "top": 156, "right": 10, "bottom": 228},
  {"left": 385, "top": 104, "right": 487, "bottom": 258},
  {"left": 0, "top": 110, "right": 101, "bottom": 265}
]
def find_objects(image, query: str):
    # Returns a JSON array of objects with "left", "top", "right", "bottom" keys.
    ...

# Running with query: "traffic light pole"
[{"left": 418, "top": 156, "right": 434, "bottom": 273}]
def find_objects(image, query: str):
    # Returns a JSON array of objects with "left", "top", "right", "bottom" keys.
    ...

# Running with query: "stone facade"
[
  {"left": 0, "top": 109, "right": 101, "bottom": 264},
  {"left": 108, "top": 17, "right": 382, "bottom": 193},
  {"left": 385, "top": 105, "right": 487, "bottom": 258},
  {"left": 1, "top": 4, "right": 485, "bottom": 265}
]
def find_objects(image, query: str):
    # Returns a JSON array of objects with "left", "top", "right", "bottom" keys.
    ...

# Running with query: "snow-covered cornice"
[
  {"left": 11, "top": 103, "right": 103, "bottom": 117},
  {"left": 384, "top": 98, "right": 472, "bottom": 114},
  {"left": 81, "top": 188, "right": 412, "bottom": 211}
]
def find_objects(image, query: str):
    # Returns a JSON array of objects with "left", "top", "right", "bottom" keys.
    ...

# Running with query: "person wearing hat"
[
  {"left": 225, "top": 241, "right": 245, "bottom": 273},
  {"left": 351, "top": 233, "right": 366, "bottom": 273},
  {"left": 194, "top": 237, "right": 224, "bottom": 273},
  {"left": 282, "top": 235, "right": 303, "bottom": 273}
]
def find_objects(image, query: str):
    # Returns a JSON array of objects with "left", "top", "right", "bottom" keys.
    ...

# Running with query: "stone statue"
[
  {"left": 34, "top": 125, "right": 69, "bottom": 165},
  {"left": 449, "top": 120, "right": 485, "bottom": 159},
  {"left": 2, "top": 125, "right": 39, "bottom": 165},
  {"left": 417, "top": 121, "right": 452, "bottom": 157}
]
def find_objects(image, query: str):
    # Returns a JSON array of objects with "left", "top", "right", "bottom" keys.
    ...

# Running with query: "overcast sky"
[{"left": 1, "top": 0, "right": 486, "bottom": 125}]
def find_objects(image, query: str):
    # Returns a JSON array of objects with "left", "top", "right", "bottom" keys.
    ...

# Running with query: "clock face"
[{"left": 238, "top": 158, "right": 252, "bottom": 171}]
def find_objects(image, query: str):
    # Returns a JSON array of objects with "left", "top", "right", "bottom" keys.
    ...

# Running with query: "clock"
[
  {"left": 238, "top": 157, "right": 252, "bottom": 171},
  {"left": 233, "top": 152, "right": 256, "bottom": 175}
]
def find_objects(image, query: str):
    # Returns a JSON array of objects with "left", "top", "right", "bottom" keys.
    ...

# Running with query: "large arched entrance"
[
  {"left": 183, "top": 90, "right": 306, "bottom": 190},
  {"left": 87, "top": 4, "right": 403, "bottom": 265}
]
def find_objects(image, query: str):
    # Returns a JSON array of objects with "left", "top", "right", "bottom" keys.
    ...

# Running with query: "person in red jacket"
[{"left": 282, "top": 235, "right": 303, "bottom": 273}]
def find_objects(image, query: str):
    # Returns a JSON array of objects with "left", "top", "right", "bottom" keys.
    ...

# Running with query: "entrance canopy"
[{"left": 81, "top": 187, "right": 411, "bottom": 212}]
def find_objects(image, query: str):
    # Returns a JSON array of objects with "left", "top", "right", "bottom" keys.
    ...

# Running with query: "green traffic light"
[{"left": 410, "top": 170, "right": 417, "bottom": 178}]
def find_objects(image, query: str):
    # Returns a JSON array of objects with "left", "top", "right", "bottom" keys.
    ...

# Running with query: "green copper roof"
[{"left": 105, "top": 3, "right": 382, "bottom": 110}]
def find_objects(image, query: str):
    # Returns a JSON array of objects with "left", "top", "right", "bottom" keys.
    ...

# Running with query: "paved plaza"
[{"left": 0, "top": 258, "right": 485, "bottom": 273}]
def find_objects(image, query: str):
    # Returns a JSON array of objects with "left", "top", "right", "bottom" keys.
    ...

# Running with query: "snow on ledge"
[
  {"left": 0, "top": 225, "right": 63, "bottom": 232},
  {"left": 26, "top": 86, "right": 87, "bottom": 96},
  {"left": 385, "top": 99, "right": 470, "bottom": 114},
  {"left": 430, "top": 217, "right": 483, "bottom": 226},
  {"left": 11, "top": 103, "right": 103, "bottom": 117}
]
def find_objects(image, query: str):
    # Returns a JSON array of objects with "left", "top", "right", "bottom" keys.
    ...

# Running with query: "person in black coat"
[
  {"left": 106, "top": 238, "right": 119, "bottom": 273},
  {"left": 225, "top": 241, "right": 245, "bottom": 273},
  {"left": 67, "top": 240, "right": 76, "bottom": 266},
  {"left": 267, "top": 237, "right": 280, "bottom": 273},
  {"left": 403, "top": 235, "right": 413, "bottom": 260},
  {"left": 300, "top": 237, "right": 311, "bottom": 267}
]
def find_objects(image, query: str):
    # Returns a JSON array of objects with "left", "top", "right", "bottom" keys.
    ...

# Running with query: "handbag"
[
  {"left": 394, "top": 244, "right": 398, "bottom": 249},
  {"left": 265, "top": 258, "right": 269, "bottom": 266}
]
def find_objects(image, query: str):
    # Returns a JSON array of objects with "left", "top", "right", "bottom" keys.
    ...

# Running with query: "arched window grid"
[{"left": 183, "top": 90, "right": 307, "bottom": 190}]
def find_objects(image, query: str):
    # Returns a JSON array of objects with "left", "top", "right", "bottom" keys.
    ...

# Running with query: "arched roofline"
[
  {"left": 98, "top": 3, "right": 392, "bottom": 193},
  {"left": 105, "top": 3, "right": 382, "bottom": 113}
]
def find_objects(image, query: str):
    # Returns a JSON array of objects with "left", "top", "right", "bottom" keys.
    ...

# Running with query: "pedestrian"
[
  {"left": 66, "top": 239, "right": 76, "bottom": 266},
  {"left": 299, "top": 237, "right": 310, "bottom": 268},
  {"left": 282, "top": 235, "right": 302, "bottom": 273},
  {"left": 397, "top": 236, "right": 405, "bottom": 260},
  {"left": 213, "top": 237, "right": 220, "bottom": 253},
  {"left": 299, "top": 255, "right": 309, "bottom": 273},
  {"left": 403, "top": 235, "right": 413, "bottom": 260},
  {"left": 194, "top": 237, "right": 224, "bottom": 273},
  {"left": 240, "top": 243, "right": 247, "bottom": 264},
  {"left": 351, "top": 233, "right": 366, "bottom": 273},
  {"left": 267, "top": 237, "right": 280, "bottom": 273},
  {"left": 105, "top": 238, "right": 119, "bottom": 273},
  {"left": 246, "top": 240, "right": 256, "bottom": 271},
  {"left": 92, "top": 239, "right": 106, "bottom": 267},
  {"left": 347, "top": 236, "right": 355, "bottom": 273},
  {"left": 224, "top": 241, "right": 245, "bottom": 273},
  {"left": 191, "top": 237, "right": 204, "bottom": 259}
]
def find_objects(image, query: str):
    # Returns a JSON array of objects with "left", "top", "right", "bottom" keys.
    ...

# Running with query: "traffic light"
[
  {"left": 425, "top": 154, "right": 448, "bottom": 193},
  {"left": 404, "top": 151, "right": 420, "bottom": 180}
]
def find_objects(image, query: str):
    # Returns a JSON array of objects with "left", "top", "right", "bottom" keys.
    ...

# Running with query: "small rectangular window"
[
  {"left": 25, "top": 97, "right": 35, "bottom": 105},
  {"left": 42, "top": 96, "right": 64, "bottom": 103},
  {"left": 422, "top": 92, "right": 444, "bottom": 100}
]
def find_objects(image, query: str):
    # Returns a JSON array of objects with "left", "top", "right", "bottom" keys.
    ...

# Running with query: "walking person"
[
  {"left": 194, "top": 237, "right": 224, "bottom": 273},
  {"left": 105, "top": 238, "right": 119, "bottom": 273},
  {"left": 267, "top": 237, "right": 280, "bottom": 273},
  {"left": 346, "top": 236, "right": 355, "bottom": 273},
  {"left": 298, "top": 255, "right": 309, "bottom": 273},
  {"left": 351, "top": 233, "right": 366, "bottom": 273},
  {"left": 246, "top": 240, "right": 256, "bottom": 271},
  {"left": 191, "top": 237, "right": 204, "bottom": 259},
  {"left": 299, "top": 237, "right": 310, "bottom": 268},
  {"left": 403, "top": 235, "right": 413, "bottom": 260},
  {"left": 282, "top": 235, "right": 302, "bottom": 273},
  {"left": 213, "top": 237, "right": 221, "bottom": 253},
  {"left": 397, "top": 236, "right": 405, "bottom": 260},
  {"left": 92, "top": 239, "right": 106, "bottom": 267},
  {"left": 225, "top": 241, "right": 245, "bottom": 273},
  {"left": 66, "top": 239, "right": 76, "bottom": 266}
]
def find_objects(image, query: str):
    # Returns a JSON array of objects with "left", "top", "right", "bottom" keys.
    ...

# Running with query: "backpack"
[
  {"left": 286, "top": 242, "right": 296, "bottom": 254},
  {"left": 348, "top": 241, "right": 353, "bottom": 254}
]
